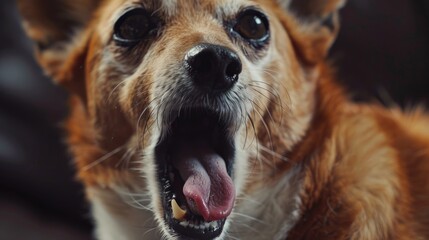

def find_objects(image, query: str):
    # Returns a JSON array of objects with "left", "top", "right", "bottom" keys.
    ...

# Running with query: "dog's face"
[
  {"left": 90, "top": 2, "right": 294, "bottom": 237},
  {"left": 19, "top": 0, "right": 344, "bottom": 239}
]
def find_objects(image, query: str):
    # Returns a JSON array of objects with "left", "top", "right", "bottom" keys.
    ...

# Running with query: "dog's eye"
[
  {"left": 114, "top": 9, "right": 152, "bottom": 45},
  {"left": 233, "top": 10, "right": 269, "bottom": 42}
]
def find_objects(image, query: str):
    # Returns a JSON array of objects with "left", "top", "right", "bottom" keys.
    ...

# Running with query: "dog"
[{"left": 18, "top": 0, "right": 429, "bottom": 239}]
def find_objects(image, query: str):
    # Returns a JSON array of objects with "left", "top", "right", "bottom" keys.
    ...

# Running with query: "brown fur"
[{"left": 18, "top": 0, "right": 429, "bottom": 239}]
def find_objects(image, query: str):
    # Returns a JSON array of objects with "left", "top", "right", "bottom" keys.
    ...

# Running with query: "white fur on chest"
[
  {"left": 88, "top": 186, "right": 162, "bottom": 240},
  {"left": 227, "top": 166, "right": 303, "bottom": 240}
]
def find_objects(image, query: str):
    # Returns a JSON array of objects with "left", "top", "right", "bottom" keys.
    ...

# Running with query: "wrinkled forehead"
[
  {"left": 139, "top": 0, "right": 248, "bottom": 15},
  {"left": 102, "top": 0, "right": 252, "bottom": 21}
]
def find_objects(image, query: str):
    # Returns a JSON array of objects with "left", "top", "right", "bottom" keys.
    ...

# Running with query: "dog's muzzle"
[{"left": 153, "top": 44, "right": 244, "bottom": 239}]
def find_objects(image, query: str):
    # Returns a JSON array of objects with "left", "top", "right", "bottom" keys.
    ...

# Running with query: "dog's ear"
[
  {"left": 276, "top": 0, "right": 346, "bottom": 64},
  {"left": 17, "top": 0, "right": 101, "bottom": 94}
]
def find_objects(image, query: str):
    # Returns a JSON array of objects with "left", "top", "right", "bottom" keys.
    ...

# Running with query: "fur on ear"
[
  {"left": 17, "top": 0, "right": 101, "bottom": 95},
  {"left": 276, "top": 0, "right": 346, "bottom": 64}
]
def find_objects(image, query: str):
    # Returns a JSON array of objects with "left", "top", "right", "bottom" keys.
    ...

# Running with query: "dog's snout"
[{"left": 185, "top": 44, "right": 242, "bottom": 93}]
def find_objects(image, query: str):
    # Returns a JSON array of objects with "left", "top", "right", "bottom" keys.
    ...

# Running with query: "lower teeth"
[{"left": 179, "top": 220, "right": 219, "bottom": 230}]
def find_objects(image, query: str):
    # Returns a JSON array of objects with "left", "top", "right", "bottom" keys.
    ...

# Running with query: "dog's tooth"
[
  {"left": 205, "top": 222, "right": 210, "bottom": 228},
  {"left": 171, "top": 199, "right": 187, "bottom": 221},
  {"left": 180, "top": 221, "right": 189, "bottom": 227},
  {"left": 210, "top": 221, "right": 218, "bottom": 229}
]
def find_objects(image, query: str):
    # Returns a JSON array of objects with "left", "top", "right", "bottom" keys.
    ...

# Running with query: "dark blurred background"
[{"left": 0, "top": 0, "right": 428, "bottom": 239}]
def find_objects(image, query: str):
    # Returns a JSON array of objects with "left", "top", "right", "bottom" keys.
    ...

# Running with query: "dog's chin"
[{"left": 154, "top": 107, "right": 236, "bottom": 240}]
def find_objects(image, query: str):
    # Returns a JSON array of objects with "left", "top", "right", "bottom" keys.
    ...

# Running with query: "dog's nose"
[{"left": 185, "top": 44, "right": 242, "bottom": 93}]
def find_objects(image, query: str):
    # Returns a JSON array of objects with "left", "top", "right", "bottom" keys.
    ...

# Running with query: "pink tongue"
[{"left": 173, "top": 143, "right": 235, "bottom": 222}]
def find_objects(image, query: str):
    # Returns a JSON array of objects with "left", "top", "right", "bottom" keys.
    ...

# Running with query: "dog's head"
[{"left": 19, "top": 0, "right": 345, "bottom": 239}]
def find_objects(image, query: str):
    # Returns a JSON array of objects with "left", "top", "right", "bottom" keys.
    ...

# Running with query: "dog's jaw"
[
  {"left": 142, "top": 99, "right": 254, "bottom": 239},
  {"left": 139, "top": 125, "right": 251, "bottom": 240},
  {"left": 85, "top": 125, "right": 303, "bottom": 240}
]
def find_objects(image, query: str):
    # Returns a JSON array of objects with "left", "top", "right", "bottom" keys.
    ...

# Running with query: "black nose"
[{"left": 185, "top": 44, "right": 242, "bottom": 93}]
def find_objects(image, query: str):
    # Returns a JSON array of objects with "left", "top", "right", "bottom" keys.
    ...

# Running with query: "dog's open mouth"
[{"left": 155, "top": 108, "right": 236, "bottom": 239}]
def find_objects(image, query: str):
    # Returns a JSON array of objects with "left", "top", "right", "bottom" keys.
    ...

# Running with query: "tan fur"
[{"left": 18, "top": 0, "right": 429, "bottom": 239}]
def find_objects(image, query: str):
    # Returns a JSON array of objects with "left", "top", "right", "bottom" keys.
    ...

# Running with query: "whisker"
[
  {"left": 259, "top": 145, "right": 290, "bottom": 163},
  {"left": 236, "top": 195, "right": 263, "bottom": 205},
  {"left": 245, "top": 113, "right": 257, "bottom": 150},
  {"left": 136, "top": 97, "right": 160, "bottom": 151},
  {"left": 82, "top": 146, "right": 123, "bottom": 171},
  {"left": 247, "top": 83, "right": 286, "bottom": 113},
  {"left": 232, "top": 212, "right": 267, "bottom": 225},
  {"left": 250, "top": 99, "right": 274, "bottom": 150},
  {"left": 121, "top": 193, "right": 154, "bottom": 212},
  {"left": 107, "top": 79, "right": 127, "bottom": 103},
  {"left": 116, "top": 146, "right": 136, "bottom": 168},
  {"left": 142, "top": 226, "right": 159, "bottom": 238}
]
